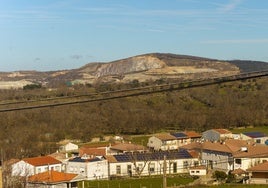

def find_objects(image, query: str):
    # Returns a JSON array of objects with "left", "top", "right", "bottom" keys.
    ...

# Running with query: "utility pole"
[{"left": 163, "top": 155, "right": 167, "bottom": 188}]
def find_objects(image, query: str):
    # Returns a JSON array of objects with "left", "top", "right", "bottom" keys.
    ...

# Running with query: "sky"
[{"left": 1, "top": 0, "right": 268, "bottom": 71}]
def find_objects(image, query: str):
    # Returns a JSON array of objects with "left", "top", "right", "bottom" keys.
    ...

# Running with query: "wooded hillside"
[{"left": 0, "top": 77, "right": 267, "bottom": 159}]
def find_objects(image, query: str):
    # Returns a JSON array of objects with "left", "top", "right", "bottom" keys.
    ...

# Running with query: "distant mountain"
[{"left": 0, "top": 53, "right": 267, "bottom": 89}]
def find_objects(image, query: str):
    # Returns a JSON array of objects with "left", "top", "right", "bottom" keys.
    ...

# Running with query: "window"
[
  {"left": 37, "top": 168, "right": 41, "bottom": 173},
  {"left": 256, "top": 139, "right": 261, "bottom": 143},
  {"left": 196, "top": 171, "right": 200, "bottom": 173},
  {"left": 116, "top": 165, "right": 121, "bottom": 175},
  {"left": 235, "top": 159, "right": 242, "bottom": 165},
  {"left": 149, "top": 163, "right": 155, "bottom": 173},
  {"left": 183, "top": 161, "right": 188, "bottom": 168},
  {"left": 173, "top": 162, "right": 177, "bottom": 173},
  {"left": 80, "top": 167, "right": 85, "bottom": 173}
]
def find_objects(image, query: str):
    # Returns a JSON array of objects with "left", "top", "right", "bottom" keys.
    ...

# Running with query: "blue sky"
[{"left": 1, "top": 0, "right": 268, "bottom": 71}]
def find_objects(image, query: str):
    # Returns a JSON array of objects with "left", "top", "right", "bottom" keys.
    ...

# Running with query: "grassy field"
[
  {"left": 79, "top": 175, "right": 194, "bottom": 188},
  {"left": 186, "top": 185, "right": 266, "bottom": 188},
  {"left": 231, "top": 126, "right": 268, "bottom": 135}
]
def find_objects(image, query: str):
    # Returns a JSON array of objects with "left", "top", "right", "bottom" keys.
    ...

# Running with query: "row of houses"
[
  {"left": 11, "top": 150, "right": 199, "bottom": 187},
  {"left": 9, "top": 129, "right": 268, "bottom": 187}
]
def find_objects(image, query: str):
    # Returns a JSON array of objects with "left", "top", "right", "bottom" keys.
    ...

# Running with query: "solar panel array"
[
  {"left": 243, "top": 132, "right": 266, "bottom": 138},
  {"left": 113, "top": 150, "right": 192, "bottom": 162},
  {"left": 69, "top": 157, "right": 101, "bottom": 163},
  {"left": 171, "top": 132, "right": 187, "bottom": 138}
]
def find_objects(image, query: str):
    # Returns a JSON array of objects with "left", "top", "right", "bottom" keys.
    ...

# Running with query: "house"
[
  {"left": 184, "top": 131, "right": 202, "bottom": 143},
  {"left": 106, "top": 150, "right": 199, "bottom": 178},
  {"left": 240, "top": 132, "right": 268, "bottom": 145},
  {"left": 109, "top": 143, "right": 147, "bottom": 155},
  {"left": 65, "top": 156, "right": 109, "bottom": 180},
  {"left": 79, "top": 146, "right": 107, "bottom": 158},
  {"left": 12, "top": 156, "right": 62, "bottom": 177},
  {"left": 147, "top": 133, "right": 178, "bottom": 151},
  {"left": 27, "top": 170, "right": 86, "bottom": 188},
  {"left": 247, "top": 161, "right": 268, "bottom": 184},
  {"left": 170, "top": 132, "right": 189, "bottom": 147},
  {"left": 200, "top": 139, "right": 268, "bottom": 173},
  {"left": 189, "top": 165, "right": 207, "bottom": 176},
  {"left": 233, "top": 144, "right": 268, "bottom": 171},
  {"left": 59, "top": 142, "right": 79, "bottom": 152},
  {"left": 202, "top": 129, "right": 233, "bottom": 142}
]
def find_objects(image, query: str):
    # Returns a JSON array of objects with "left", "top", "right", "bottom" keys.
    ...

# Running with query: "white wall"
[
  {"left": 12, "top": 161, "right": 62, "bottom": 176},
  {"left": 109, "top": 158, "right": 198, "bottom": 177},
  {"left": 66, "top": 159, "right": 108, "bottom": 180}
]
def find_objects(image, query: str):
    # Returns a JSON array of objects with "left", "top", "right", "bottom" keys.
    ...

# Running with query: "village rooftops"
[
  {"left": 181, "top": 139, "right": 256, "bottom": 155},
  {"left": 23, "top": 156, "right": 61, "bottom": 167}
]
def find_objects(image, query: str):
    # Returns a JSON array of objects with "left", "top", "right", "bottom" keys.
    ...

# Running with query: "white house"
[
  {"left": 12, "top": 156, "right": 62, "bottom": 177},
  {"left": 247, "top": 161, "right": 268, "bottom": 184},
  {"left": 106, "top": 150, "right": 199, "bottom": 178},
  {"left": 189, "top": 166, "right": 207, "bottom": 176},
  {"left": 59, "top": 142, "right": 79, "bottom": 152},
  {"left": 147, "top": 133, "right": 178, "bottom": 151},
  {"left": 240, "top": 132, "right": 268, "bottom": 145},
  {"left": 66, "top": 156, "right": 109, "bottom": 180},
  {"left": 201, "top": 139, "right": 268, "bottom": 173}
]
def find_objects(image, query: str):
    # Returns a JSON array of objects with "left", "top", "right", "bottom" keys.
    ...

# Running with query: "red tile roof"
[
  {"left": 231, "top": 168, "right": 246, "bottom": 175},
  {"left": 247, "top": 161, "right": 268, "bottom": 172},
  {"left": 79, "top": 147, "right": 106, "bottom": 156},
  {"left": 213, "top": 129, "right": 232, "bottom": 134},
  {"left": 23, "top": 156, "right": 61, "bottom": 166},
  {"left": 184, "top": 131, "right": 201, "bottom": 138},
  {"left": 110, "top": 143, "right": 145, "bottom": 152},
  {"left": 28, "top": 170, "right": 78, "bottom": 183}
]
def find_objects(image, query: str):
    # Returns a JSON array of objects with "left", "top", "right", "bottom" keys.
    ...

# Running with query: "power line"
[{"left": 0, "top": 70, "right": 267, "bottom": 112}]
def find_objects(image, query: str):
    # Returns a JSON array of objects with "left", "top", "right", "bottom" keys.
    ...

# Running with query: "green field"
[
  {"left": 79, "top": 175, "right": 194, "bottom": 188},
  {"left": 186, "top": 185, "right": 266, "bottom": 188},
  {"left": 231, "top": 126, "right": 268, "bottom": 135}
]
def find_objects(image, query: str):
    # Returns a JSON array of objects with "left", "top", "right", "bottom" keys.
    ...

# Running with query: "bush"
[{"left": 212, "top": 170, "right": 227, "bottom": 181}]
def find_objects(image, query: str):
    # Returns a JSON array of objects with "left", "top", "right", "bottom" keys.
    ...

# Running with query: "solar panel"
[
  {"left": 113, "top": 150, "right": 192, "bottom": 162},
  {"left": 243, "top": 132, "right": 266, "bottom": 138},
  {"left": 171, "top": 132, "right": 187, "bottom": 138}
]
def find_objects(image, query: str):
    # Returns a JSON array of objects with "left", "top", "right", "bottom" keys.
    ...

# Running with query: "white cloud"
[{"left": 219, "top": 0, "right": 243, "bottom": 12}]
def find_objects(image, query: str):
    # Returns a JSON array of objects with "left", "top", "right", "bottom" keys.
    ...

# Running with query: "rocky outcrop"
[{"left": 94, "top": 55, "right": 166, "bottom": 77}]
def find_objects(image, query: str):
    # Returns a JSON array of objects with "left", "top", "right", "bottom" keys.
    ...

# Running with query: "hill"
[{"left": 0, "top": 53, "right": 268, "bottom": 89}]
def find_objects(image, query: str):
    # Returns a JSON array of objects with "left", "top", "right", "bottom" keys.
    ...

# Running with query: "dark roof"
[
  {"left": 113, "top": 150, "right": 192, "bottom": 162},
  {"left": 243, "top": 132, "right": 267, "bottom": 138},
  {"left": 69, "top": 157, "right": 101, "bottom": 163},
  {"left": 171, "top": 132, "right": 187, "bottom": 139}
]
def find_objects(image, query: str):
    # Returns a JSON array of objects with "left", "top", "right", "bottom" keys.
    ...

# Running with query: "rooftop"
[
  {"left": 23, "top": 156, "right": 61, "bottom": 166},
  {"left": 154, "top": 133, "right": 177, "bottom": 141},
  {"left": 247, "top": 161, "right": 268, "bottom": 172},
  {"left": 243, "top": 132, "right": 267, "bottom": 138},
  {"left": 28, "top": 170, "right": 80, "bottom": 184},
  {"left": 110, "top": 143, "right": 146, "bottom": 152}
]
